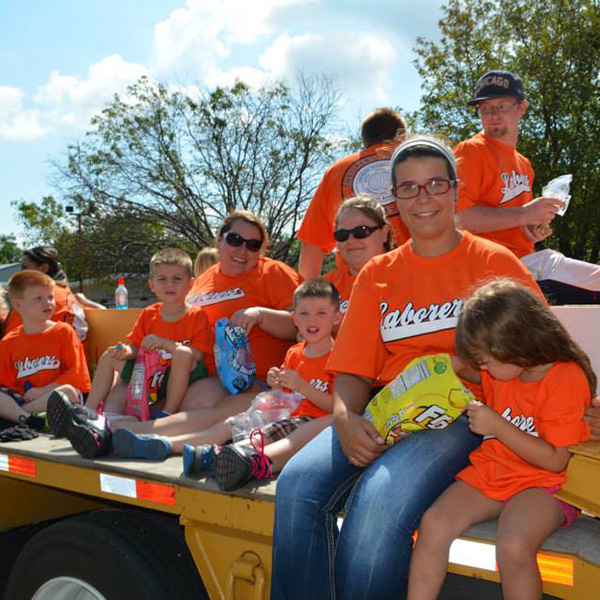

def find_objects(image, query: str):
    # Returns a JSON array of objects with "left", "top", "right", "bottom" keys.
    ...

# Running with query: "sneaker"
[
  {"left": 47, "top": 391, "right": 112, "bottom": 458},
  {"left": 214, "top": 428, "right": 273, "bottom": 491},
  {"left": 112, "top": 429, "right": 173, "bottom": 461},
  {"left": 48, "top": 401, "right": 97, "bottom": 438},
  {"left": 19, "top": 413, "right": 46, "bottom": 432},
  {"left": 182, "top": 444, "right": 218, "bottom": 476}
]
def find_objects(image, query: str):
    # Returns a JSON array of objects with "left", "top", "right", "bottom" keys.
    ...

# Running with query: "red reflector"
[
  {"left": 9, "top": 455, "right": 36, "bottom": 477},
  {"left": 136, "top": 480, "right": 175, "bottom": 506}
]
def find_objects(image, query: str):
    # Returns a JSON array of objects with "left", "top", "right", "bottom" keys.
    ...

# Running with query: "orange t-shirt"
[
  {"left": 127, "top": 303, "right": 215, "bottom": 375},
  {"left": 187, "top": 257, "right": 302, "bottom": 380},
  {"left": 458, "top": 363, "right": 590, "bottom": 501},
  {"left": 5, "top": 282, "right": 77, "bottom": 335},
  {"left": 454, "top": 132, "right": 535, "bottom": 258},
  {"left": 325, "top": 265, "right": 356, "bottom": 314},
  {"left": 280, "top": 341, "right": 335, "bottom": 418},
  {"left": 328, "top": 231, "right": 542, "bottom": 393},
  {"left": 0, "top": 322, "right": 91, "bottom": 394},
  {"left": 297, "top": 144, "right": 410, "bottom": 253}
]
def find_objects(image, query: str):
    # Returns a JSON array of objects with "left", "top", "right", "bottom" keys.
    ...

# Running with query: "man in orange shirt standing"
[
  {"left": 298, "top": 108, "right": 409, "bottom": 279},
  {"left": 454, "top": 70, "right": 600, "bottom": 304}
]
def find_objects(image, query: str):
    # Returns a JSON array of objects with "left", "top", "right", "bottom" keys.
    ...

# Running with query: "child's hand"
[
  {"left": 277, "top": 369, "right": 303, "bottom": 391},
  {"left": 267, "top": 366, "right": 283, "bottom": 390},
  {"left": 141, "top": 334, "right": 167, "bottom": 351},
  {"left": 109, "top": 343, "right": 134, "bottom": 360},
  {"left": 465, "top": 401, "right": 502, "bottom": 436},
  {"left": 584, "top": 396, "right": 600, "bottom": 440},
  {"left": 230, "top": 307, "right": 263, "bottom": 335}
]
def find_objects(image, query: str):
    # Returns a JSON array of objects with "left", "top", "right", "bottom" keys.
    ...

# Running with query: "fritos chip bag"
[{"left": 363, "top": 353, "right": 474, "bottom": 444}]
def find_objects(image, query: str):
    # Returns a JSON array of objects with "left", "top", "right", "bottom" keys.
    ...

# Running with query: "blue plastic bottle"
[{"left": 115, "top": 277, "right": 128, "bottom": 310}]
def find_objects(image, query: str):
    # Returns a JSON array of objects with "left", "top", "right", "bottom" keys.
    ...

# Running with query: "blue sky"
[{"left": 0, "top": 0, "right": 444, "bottom": 241}]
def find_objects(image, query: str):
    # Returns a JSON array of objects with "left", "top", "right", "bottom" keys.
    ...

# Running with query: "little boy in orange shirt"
[
  {"left": 0, "top": 271, "right": 91, "bottom": 427},
  {"left": 48, "top": 248, "right": 213, "bottom": 458}
]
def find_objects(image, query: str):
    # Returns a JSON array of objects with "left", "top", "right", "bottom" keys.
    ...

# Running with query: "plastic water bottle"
[{"left": 115, "top": 277, "right": 128, "bottom": 310}]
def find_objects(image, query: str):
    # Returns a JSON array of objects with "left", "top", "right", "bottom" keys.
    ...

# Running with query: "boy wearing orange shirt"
[
  {"left": 0, "top": 271, "right": 91, "bottom": 427},
  {"left": 48, "top": 248, "right": 213, "bottom": 458},
  {"left": 202, "top": 278, "right": 341, "bottom": 490}
]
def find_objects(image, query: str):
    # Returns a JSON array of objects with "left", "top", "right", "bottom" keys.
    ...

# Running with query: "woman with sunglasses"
[
  {"left": 325, "top": 194, "right": 394, "bottom": 313},
  {"left": 188, "top": 210, "right": 301, "bottom": 388},
  {"left": 271, "top": 135, "right": 543, "bottom": 600}
]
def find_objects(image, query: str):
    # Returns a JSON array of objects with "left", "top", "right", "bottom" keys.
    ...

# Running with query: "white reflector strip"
[
  {"left": 449, "top": 538, "right": 497, "bottom": 571},
  {"left": 100, "top": 473, "right": 137, "bottom": 498},
  {"left": 0, "top": 453, "right": 8, "bottom": 472}
]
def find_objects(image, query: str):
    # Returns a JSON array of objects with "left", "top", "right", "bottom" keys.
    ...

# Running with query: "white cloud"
[
  {"left": 0, "top": 86, "right": 47, "bottom": 141},
  {"left": 34, "top": 54, "right": 148, "bottom": 129},
  {"left": 151, "top": 0, "right": 311, "bottom": 80},
  {"left": 260, "top": 32, "right": 397, "bottom": 103}
]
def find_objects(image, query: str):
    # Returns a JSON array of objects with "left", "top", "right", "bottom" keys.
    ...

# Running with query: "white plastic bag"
[
  {"left": 229, "top": 391, "right": 302, "bottom": 442},
  {"left": 542, "top": 174, "right": 572, "bottom": 217}
]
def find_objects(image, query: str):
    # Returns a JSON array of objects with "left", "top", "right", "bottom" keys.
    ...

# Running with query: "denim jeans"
[{"left": 271, "top": 415, "right": 481, "bottom": 600}]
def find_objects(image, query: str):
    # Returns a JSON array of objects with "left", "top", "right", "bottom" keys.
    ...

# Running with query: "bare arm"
[
  {"left": 456, "top": 197, "right": 565, "bottom": 234},
  {"left": 584, "top": 396, "right": 600, "bottom": 441},
  {"left": 277, "top": 370, "right": 332, "bottom": 412},
  {"left": 333, "top": 373, "right": 386, "bottom": 466},
  {"left": 299, "top": 242, "right": 325, "bottom": 279},
  {"left": 466, "top": 403, "right": 571, "bottom": 472},
  {"left": 230, "top": 307, "right": 297, "bottom": 340}
]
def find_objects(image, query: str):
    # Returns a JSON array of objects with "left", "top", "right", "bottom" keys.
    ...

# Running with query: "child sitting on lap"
[
  {"left": 111, "top": 279, "right": 341, "bottom": 492},
  {"left": 48, "top": 248, "right": 213, "bottom": 458},
  {"left": 408, "top": 278, "right": 594, "bottom": 600},
  {"left": 0, "top": 271, "right": 91, "bottom": 428}
]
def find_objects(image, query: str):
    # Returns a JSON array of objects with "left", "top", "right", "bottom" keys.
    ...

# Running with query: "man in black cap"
[{"left": 454, "top": 69, "right": 600, "bottom": 304}]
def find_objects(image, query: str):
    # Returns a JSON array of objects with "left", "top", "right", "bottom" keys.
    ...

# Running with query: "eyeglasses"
[
  {"left": 223, "top": 231, "right": 262, "bottom": 252},
  {"left": 333, "top": 225, "right": 382, "bottom": 242},
  {"left": 477, "top": 101, "right": 519, "bottom": 117},
  {"left": 393, "top": 178, "right": 454, "bottom": 200}
]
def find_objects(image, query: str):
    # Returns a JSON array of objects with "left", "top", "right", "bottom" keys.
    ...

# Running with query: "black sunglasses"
[
  {"left": 223, "top": 231, "right": 262, "bottom": 252},
  {"left": 333, "top": 225, "right": 381, "bottom": 243}
]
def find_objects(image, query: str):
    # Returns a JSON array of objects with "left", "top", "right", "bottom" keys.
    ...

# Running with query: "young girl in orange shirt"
[{"left": 408, "top": 278, "right": 595, "bottom": 600}]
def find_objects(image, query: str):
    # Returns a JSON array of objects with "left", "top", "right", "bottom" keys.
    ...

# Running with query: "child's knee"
[
  {"left": 55, "top": 384, "right": 80, "bottom": 404},
  {"left": 496, "top": 534, "right": 532, "bottom": 566},
  {"left": 418, "top": 504, "right": 456, "bottom": 541},
  {"left": 171, "top": 344, "right": 194, "bottom": 366}
]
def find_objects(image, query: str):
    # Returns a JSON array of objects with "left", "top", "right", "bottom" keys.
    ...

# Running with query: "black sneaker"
[
  {"left": 182, "top": 444, "right": 218, "bottom": 476},
  {"left": 213, "top": 428, "right": 273, "bottom": 491},
  {"left": 47, "top": 400, "right": 96, "bottom": 438},
  {"left": 19, "top": 414, "right": 46, "bottom": 432},
  {"left": 47, "top": 391, "right": 112, "bottom": 458}
]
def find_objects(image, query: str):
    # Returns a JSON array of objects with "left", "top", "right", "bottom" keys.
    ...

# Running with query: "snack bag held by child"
[
  {"left": 214, "top": 317, "right": 256, "bottom": 394},
  {"left": 364, "top": 353, "right": 474, "bottom": 444},
  {"left": 125, "top": 348, "right": 168, "bottom": 421},
  {"left": 229, "top": 390, "right": 301, "bottom": 442}
]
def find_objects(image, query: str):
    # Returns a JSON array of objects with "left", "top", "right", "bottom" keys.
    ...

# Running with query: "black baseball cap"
[{"left": 467, "top": 70, "right": 525, "bottom": 106}]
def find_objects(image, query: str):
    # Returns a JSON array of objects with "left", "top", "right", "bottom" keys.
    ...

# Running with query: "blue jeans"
[{"left": 271, "top": 415, "right": 481, "bottom": 600}]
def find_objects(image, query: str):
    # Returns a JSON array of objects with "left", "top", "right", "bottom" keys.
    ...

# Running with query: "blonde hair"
[
  {"left": 149, "top": 248, "right": 193, "bottom": 277},
  {"left": 217, "top": 210, "right": 269, "bottom": 253},
  {"left": 0, "top": 289, "right": 7, "bottom": 337},
  {"left": 194, "top": 247, "right": 219, "bottom": 277},
  {"left": 8, "top": 270, "right": 55, "bottom": 300},
  {"left": 456, "top": 278, "right": 597, "bottom": 395},
  {"left": 335, "top": 194, "right": 395, "bottom": 251}
]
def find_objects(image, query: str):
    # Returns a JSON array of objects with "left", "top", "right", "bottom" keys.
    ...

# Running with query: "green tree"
[
  {"left": 413, "top": 0, "right": 600, "bottom": 261},
  {"left": 54, "top": 74, "right": 340, "bottom": 265},
  {"left": 0, "top": 234, "right": 22, "bottom": 264}
]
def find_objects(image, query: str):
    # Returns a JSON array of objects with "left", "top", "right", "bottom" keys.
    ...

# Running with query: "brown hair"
[
  {"left": 217, "top": 210, "right": 269, "bottom": 253},
  {"left": 194, "top": 247, "right": 219, "bottom": 277},
  {"left": 336, "top": 194, "right": 395, "bottom": 251},
  {"left": 149, "top": 248, "right": 193, "bottom": 277},
  {"left": 456, "top": 278, "right": 597, "bottom": 396},
  {"left": 293, "top": 278, "right": 340, "bottom": 311},
  {"left": 361, "top": 108, "right": 407, "bottom": 148},
  {"left": 8, "top": 270, "right": 55, "bottom": 300},
  {"left": 23, "top": 246, "right": 68, "bottom": 283}
]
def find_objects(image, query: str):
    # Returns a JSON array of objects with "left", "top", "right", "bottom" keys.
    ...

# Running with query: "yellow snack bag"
[{"left": 363, "top": 353, "right": 474, "bottom": 444}]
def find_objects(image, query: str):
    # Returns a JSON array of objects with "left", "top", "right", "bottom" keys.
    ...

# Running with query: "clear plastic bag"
[
  {"left": 542, "top": 174, "right": 572, "bottom": 217},
  {"left": 229, "top": 390, "right": 302, "bottom": 442}
]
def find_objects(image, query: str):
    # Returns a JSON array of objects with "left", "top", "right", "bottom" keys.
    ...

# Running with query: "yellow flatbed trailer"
[{"left": 0, "top": 306, "right": 599, "bottom": 599}]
